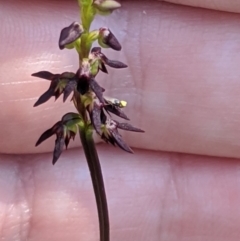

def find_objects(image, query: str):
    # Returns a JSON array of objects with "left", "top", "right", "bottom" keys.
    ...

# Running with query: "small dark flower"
[
  {"left": 90, "top": 47, "right": 127, "bottom": 74},
  {"left": 98, "top": 27, "right": 121, "bottom": 51},
  {"left": 89, "top": 47, "right": 108, "bottom": 75},
  {"left": 87, "top": 95, "right": 129, "bottom": 136},
  {"left": 101, "top": 119, "right": 144, "bottom": 153},
  {"left": 99, "top": 61, "right": 108, "bottom": 74},
  {"left": 87, "top": 95, "right": 130, "bottom": 136},
  {"left": 32, "top": 71, "right": 77, "bottom": 106},
  {"left": 86, "top": 97, "right": 144, "bottom": 153},
  {"left": 59, "top": 22, "right": 84, "bottom": 50},
  {"left": 76, "top": 61, "right": 105, "bottom": 103},
  {"left": 35, "top": 113, "right": 81, "bottom": 164}
]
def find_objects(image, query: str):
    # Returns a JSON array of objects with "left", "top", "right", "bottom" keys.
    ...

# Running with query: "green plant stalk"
[
  {"left": 79, "top": 126, "right": 109, "bottom": 241},
  {"left": 78, "top": 0, "right": 95, "bottom": 59},
  {"left": 74, "top": 90, "right": 110, "bottom": 241},
  {"left": 75, "top": 2, "right": 110, "bottom": 240}
]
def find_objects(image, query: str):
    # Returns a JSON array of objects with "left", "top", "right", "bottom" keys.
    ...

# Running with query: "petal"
[
  {"left": 60, "top": 72, "right": 76, "bottom": 79},
  {"left": 111, "top": 129, "right": 133, "bottom": 153},
  {"left": 101, "top": 110, "right": 107, "bottom": 124},
  {"left": 116, "top": 122, "right": 145, "bottom": 132},
  {"left": 104, "top": 105, "right": 129, "bottom": 120},
  {"left": 96, "top": 51, "right": 127, "bottom": 69},
  {"left": 77, "top": 75, "right": 90, "bottom": 95},
  {"left": 101, "top": 132, "right": 115, "bottom": 146},
  {"left": 35, "top": 128, "right": 55, "bottom": 146},
  {"left": 65, "top": 135, "right": 71, "bottom": 149},
  {"left": 33, "top": 88, "right": 54, "bottom": 107},
  {"left": 63, "top": 80, "right": 77, "bottom": 102},
  {"left": 91, "top": 47, "right": 102, "bottom": 54},
  {"left": 32, "top": 71, "right": 55, "bottom": 80},
  {"left": 104, "top": 59, "right": 128, "bottom": 69},
  {"left": 35, "top": 122, "right": 61, "bottom": 146},
  {"left": 99, "top": 62, "right": 108, "bottom": 74},
  {"left": 52, "top": 136, "right": 65, "bottom": 165},
  {"left": 62, "top": 112, "right": 81, "bottom": 123},
  {"left": 64, "top": 130, "right": 76, "bottom": 149},
  {"left": 90, "top": 103, "right": 102, "bottom": 135},
  {"left": 54, "top": 88, "right": 63, "bottom": 100}
]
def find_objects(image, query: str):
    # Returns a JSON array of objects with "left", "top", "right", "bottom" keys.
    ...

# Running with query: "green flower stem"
[
  {"left": 73, "top": 91, "right": 88, "bottom": 122},
  {"left": 77, "top": 0, "right": 96, "bottom": 60},
  {"left": 74, "top": 89, "right": 110, "bottom": 241},
  {"left": 79, "top": 126, "right": 109, "bottom": 241},
  {"left": 80, "top": 33, "right": 91, "bottom": 60},
  {"left": 78, "top": 0, "right": 95, "bottom": 32},
  {"left": 75, "top": 2, "right": 110, "bottom": 241}
]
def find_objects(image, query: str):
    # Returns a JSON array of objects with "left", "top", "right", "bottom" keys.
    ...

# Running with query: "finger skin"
[
  {"left": 1, "top": 147, "right": 240, "bottom": 241},
  {"left": 164, "top": 0, "right": 240, "bottom": 13},
  {"left": 2, "top": 1, "right": 240, "bottom": 158}
]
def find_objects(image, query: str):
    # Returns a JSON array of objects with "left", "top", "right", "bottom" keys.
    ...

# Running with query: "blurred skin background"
[{"left": 1, "top": 0, "right": 240, "bottom": 240}]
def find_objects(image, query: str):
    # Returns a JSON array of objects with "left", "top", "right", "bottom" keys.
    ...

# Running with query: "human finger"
[
  {"left": 1, "top": 147, "right": 240, "bottom": 241},
  {"left": 2, "top": 1, "right": 240, "bottom": 159},
  {"left": 163, "top": 0, "right": 240, "bottom": 13}
]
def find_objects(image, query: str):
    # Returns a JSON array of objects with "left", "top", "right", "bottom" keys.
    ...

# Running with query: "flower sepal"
[{"left": 101, "top": 118, "right": 144, "bottom": 153}]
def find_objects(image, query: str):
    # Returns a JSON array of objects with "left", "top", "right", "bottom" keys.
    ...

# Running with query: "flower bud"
[
  {"left": 90, "top": 47, "right": 127, "bottom": 75},
  {"left": 98, "top": 27, "right": 121, "bottom": 51},
  {"left": 59, "top": 22, "right": 84, "bottom": 50}
]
